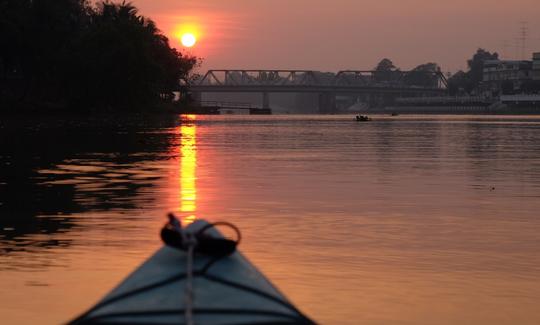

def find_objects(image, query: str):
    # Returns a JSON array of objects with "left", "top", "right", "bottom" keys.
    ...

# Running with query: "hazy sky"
[{"left": 132, "top": 0, "right": 540, "bottom": 73}]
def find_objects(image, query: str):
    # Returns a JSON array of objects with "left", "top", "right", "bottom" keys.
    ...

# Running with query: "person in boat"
[{"left": 356, "top": 115, "right": 370, "bottom": 121}]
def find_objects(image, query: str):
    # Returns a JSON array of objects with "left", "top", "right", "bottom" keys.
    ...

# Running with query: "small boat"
[
  {"left": 69, "top": 216, "right": 315, "bottom": 325},
  {"left": 355, "top": 115, "right": 371, "bottom": 122}
]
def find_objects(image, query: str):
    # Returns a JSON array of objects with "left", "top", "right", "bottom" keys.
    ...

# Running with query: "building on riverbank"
[
  {"left": 388, "top": 96, "right": 494, "bottom": 114},
  {"left": 482, "top": 59, "right": 533, "bottom": 92},
  {"left": 533, "top": 52, "right": 540, "bottom": 81}
]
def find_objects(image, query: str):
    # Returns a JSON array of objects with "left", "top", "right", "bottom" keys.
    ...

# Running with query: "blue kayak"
[{"left": 69, "top": 219, "right": 315, "bottom": 325}]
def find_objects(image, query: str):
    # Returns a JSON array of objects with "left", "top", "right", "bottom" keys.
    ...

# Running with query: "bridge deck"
[{"left": 189, "top": 84, "right": 446, "bottom": 94}]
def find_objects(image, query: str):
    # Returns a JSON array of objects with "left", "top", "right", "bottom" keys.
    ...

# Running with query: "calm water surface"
[{"left": 1, "top": 114, "right": 540, "bottom": 324}]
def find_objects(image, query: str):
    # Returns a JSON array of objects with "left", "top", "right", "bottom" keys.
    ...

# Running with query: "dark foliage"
[
  {"left": 467, "top": 48, "right": 498, "bottom": 87},
  {"left": 404, "top": 62, "right": 441, "bottom": 88},
  {"left": 0, "top": 0, "right": 197, "bottom": 111},
  {"left": 447, "top": 48, "right": 498, "bottom": 95},
  {"left": 373, "top": 58, "right": 401, "bottom": 83},
  {"left": 448, "top": 70, "right": 473, "bottom": 95}
]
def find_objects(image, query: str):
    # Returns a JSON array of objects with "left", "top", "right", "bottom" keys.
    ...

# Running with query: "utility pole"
[
  {"left": 514, "top": 38, "right": 520, "bottom": 60},
  {"left": 518, "top": 21, "right": 529, "bottom": 60},
  {"left": 501, "top": 40, "right": 510, "bottom": 59}
]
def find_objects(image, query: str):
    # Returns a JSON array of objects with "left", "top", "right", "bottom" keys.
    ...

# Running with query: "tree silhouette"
[
  {"left": 373, "top": 58, "right": 400, "bottom": 83},
  {"left": 374, "top": 58, "right": 397, "bottom": 72},
  {"left": 404, "top": 63, "right": 441, "bottom": 88},
  {"left": 447, "top": 48, "right": 499, "bottom": 95},
  {"left": 448, "top": 70, "right": 472, "bottom": 95},
  {"left": 467, "top": 48, "right": 498, "bottom": 88},
  {"left": 0, "top": 0, "right": 197, "bottom": 111}
]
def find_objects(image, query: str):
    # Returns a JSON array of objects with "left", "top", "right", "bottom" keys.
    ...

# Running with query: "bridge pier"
[
  {"left": 262, "top": 92, "right": 270, "bottom": 109},
  {"left": 191, "top": 91, "right": 202, "bottom": 103},
  {"left": 318, "top": 92, "right": 337, "bottom": 114}
]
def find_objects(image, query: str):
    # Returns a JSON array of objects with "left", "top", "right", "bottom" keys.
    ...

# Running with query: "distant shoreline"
[
  {"left": 381, "top": 106, "right": 540, "bottom": 115},
  {"left": 0, "top": 102, "right": 191, "bottom": 117},
  {"left": 3, "top": 104, "right": 540, "bottom": 116}
]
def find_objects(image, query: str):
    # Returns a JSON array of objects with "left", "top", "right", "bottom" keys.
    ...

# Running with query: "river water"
[{"left": 1, "top": 114, "right": 540, "bottom": 324}]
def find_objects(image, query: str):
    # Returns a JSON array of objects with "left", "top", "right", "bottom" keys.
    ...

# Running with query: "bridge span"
[{"left": 187, "top": 69, "right": 448, "bottom": 113}]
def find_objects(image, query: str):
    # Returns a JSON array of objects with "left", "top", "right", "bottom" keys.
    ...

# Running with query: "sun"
[{"left": 181, "top": 33, "right": 196, "bottom": 48}]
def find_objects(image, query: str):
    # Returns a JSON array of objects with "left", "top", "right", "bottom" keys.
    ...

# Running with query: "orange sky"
[{"left": 133, "top": 0, "right": 540, "bottom": 73}]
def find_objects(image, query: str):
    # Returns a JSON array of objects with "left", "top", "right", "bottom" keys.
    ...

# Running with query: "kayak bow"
[{"left": 69, "top": 219, "right": 315, "bottom": 325}]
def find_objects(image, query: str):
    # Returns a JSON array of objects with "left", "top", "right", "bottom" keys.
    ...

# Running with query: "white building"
[{"left": 482, "top": 59, "right": 532, "bottom": 92}]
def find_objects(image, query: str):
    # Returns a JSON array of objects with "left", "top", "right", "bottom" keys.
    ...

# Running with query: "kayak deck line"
[
  {"left": 71, "top": 273, "right": 310, "bottom": 324},
  {"left": 73, "top": 308, "right": 307, "bottom": 324},
  {"left": 69, "top": 219, "right": 316, "bottom": 325}
]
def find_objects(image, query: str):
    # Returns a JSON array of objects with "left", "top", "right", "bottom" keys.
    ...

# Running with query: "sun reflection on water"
[{"left": 179, "top": 115, "right": 197, "bottom": 224}]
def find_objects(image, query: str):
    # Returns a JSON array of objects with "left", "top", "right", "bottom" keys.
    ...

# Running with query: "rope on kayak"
[{"left": 162, "top": 214, "right": 242, "bottom": 325}]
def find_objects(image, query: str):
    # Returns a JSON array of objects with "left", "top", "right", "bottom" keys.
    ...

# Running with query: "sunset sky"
[{"left": 133, "top": 0, "right": 540, "bottom": 73}]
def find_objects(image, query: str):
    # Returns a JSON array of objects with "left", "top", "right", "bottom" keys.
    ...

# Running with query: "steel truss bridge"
[{"left": 188, "top": 69, "right": 448, "bottom": 113}]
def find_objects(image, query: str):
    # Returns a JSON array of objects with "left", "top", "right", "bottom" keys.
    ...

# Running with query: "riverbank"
[
  {"left": 0, "top": 101, "right": 194, "bottom": 117},
  {"left": 383, "top": 105, "right": 540, "bottom": 115},
  {"left": 384, "top": 94, "right": 540, "bottom": 114}
]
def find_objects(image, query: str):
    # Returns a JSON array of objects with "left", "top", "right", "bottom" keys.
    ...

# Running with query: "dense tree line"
[
  {"left": 373, "top": 58, "right": 442, "bottom": 88},
  {"left": 374, "top": 49, "right": 540, "bottom": 95},
  {"left": 446, "top": 48, "right": 540, "bottom": 95},
  {"left": 0, "top": 0, "right": 197, "bottom": 111},
  {"left": 447, "top": 48, "right": 498, "bottom": 95}
]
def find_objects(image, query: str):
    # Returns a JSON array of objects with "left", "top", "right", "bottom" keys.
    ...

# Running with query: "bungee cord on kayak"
[
  {"left": 162, "top": 214, "right": 245, "bottom": 325},
  {"left": 68, "top": 216, "right": 315, "bottom": 325}
]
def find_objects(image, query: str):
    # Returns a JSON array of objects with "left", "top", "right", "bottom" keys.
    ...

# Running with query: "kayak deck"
[{"left": 70, "top": 220, "right": 315, "bottom": 324}]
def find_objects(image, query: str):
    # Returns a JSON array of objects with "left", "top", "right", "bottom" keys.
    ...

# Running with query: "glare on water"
[{"left": 179, "top": 115, "right": 197, "bottom": 224}]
